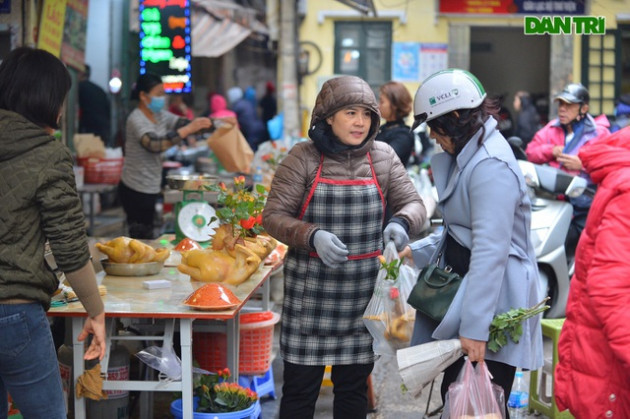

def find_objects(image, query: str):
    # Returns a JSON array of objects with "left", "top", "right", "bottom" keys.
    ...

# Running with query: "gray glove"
[
  {"left": 383, "top": 222, "right": 409, "bottom": 251},
  {"left": 313, "top": 230, "right": 349, "bottom": 268}
]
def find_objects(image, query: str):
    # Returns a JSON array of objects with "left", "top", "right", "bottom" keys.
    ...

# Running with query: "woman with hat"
[{"left": 263, "top": 75, "right": 425, "bottom": 418}]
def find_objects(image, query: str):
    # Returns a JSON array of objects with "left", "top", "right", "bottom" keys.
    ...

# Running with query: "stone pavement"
[{"left": 258, "top": 314, "right": 552, "bottom": 418}]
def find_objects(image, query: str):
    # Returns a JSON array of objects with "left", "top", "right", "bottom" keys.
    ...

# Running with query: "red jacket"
[
  {"left": 525, "top": 114, "right": 609, "bottom": 176},
  {"left": 555, "top": 127, "right": 630, "bottom": 418}
]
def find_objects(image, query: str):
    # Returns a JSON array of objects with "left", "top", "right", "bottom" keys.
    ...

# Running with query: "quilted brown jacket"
[
  {"left": 263, "top": 76, "right": 425, "bottom": 249},
  {"left": 0, "top": 109, "right": 90, "bottom": 307}
]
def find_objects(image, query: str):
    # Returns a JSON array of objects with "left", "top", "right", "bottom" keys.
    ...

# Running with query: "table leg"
[
  {"left": 72, "top": 318, "right": 86, "bottom": 419},
  {"left": 261, "top": 276, "right": 270, "bottom": 311},
  {"left": 181, "top": 319, "right": 194, "bottom": 419},
  {"left": 225, "top": 314, "right": 240, "bottom": 383}
]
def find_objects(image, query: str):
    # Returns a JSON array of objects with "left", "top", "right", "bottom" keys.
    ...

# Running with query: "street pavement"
[{"left": 260, "top": 312, "right": 552, "bottom": 419}]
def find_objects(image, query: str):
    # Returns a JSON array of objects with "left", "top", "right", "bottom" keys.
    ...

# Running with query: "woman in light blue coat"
[{"left": 402, "top": 69, "right": 544, "bottom": 408}]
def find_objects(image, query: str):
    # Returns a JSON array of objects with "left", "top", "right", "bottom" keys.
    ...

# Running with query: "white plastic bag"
[{"left": 363, "top": 242, "right": 417, "bottom": 356}]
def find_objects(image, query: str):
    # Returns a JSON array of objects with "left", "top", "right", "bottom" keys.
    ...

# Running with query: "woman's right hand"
[
  {"left": 80, "top": 312, "right": 106, "bottom": 361},
  {"left": 182, "top": 117, "right": 212, "bottom": 137}
]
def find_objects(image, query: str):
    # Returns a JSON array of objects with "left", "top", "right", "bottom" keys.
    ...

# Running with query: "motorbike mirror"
[{"left": 517, "top": 161, "right": 540, "bottom": 188}]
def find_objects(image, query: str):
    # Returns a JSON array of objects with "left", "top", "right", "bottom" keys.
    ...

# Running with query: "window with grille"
[
  {"left": 581, "top": 30, "right": 620, "bottom": 116},
  {"left": 334, "top": 21, "right": 392, "bottom": 92}
]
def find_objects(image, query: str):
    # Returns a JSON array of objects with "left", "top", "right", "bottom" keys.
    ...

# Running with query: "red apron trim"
[
  {"left": 318, "top": 178, "right": 375, "bottom": 186},
  {"left": 367, "top": 153, "right": 386, "bottom": 215},
  {"left": 298, "top": 154, "right": 325, "bottom": 220}
]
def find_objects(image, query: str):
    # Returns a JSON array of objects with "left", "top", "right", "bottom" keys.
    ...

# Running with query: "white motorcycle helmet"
[{"left": 412, "top": 68, "right": 487, "bottom": 130}]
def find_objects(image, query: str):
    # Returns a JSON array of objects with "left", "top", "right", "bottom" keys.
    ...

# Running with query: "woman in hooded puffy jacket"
[{"left": 263, "top": 75, "right": 425, "bottom": 418}]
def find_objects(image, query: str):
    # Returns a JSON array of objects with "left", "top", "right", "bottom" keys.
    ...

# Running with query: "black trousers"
[
  {"left": 118, "top": 181, "right": 159, "bottom": 239},
  {"left": 280, "top": 361, "right": 373, "bottom": 419},
  {"left": 441, "top": 357, "right": 516, "bottom": 418}
]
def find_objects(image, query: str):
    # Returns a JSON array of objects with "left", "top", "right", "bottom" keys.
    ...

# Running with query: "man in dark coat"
[{"left": 78, "top": 65, "right": 112, "bottom": 146}]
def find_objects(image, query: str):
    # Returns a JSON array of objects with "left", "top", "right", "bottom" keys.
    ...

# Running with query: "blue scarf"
[{"left": 563, "top": 118, "right": 585, "bottom": 154}]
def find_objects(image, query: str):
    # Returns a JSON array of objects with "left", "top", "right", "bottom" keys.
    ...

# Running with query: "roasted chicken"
[
  {"left": 177, "top": 245, "right": 261, "bottom": 285},
  {"left": 95, "top": 236, "right": 170, "bottom": 264}
]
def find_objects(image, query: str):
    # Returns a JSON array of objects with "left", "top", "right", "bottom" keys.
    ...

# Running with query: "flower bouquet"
[{"left": 171, "top": 368, "right": 259, "bottom": 418}]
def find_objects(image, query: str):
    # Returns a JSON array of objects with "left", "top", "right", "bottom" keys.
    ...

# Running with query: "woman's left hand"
[{"left": 460, "top": 336, "right": 486, "bottom": 363}]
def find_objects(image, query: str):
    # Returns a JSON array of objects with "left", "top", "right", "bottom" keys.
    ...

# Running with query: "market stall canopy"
[{"left": 191, "top": 0, "right": 269, "bottom": 57}]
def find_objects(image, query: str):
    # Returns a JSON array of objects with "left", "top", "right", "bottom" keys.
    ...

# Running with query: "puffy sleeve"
[
  {"left": 262, "top": 145, "right": 320, "bottom": 250},
  {"left": 382, "top": 145, "right": 426, "bottom": 236},
  {"left": 586, "top": 191, "right": 630, "bottom": 369}
]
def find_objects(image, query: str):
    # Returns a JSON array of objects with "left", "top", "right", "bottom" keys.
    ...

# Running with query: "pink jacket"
[
  {"left": 555, "top": 127, "right": 630, "bottom": 418},
  {"left": 525, "top": 114, "right": 609, "bottom": 176}
]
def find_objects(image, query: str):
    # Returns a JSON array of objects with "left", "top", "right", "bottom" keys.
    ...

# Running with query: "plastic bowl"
[{"left": 101, "top": 259, "right": 164, "bottom": 276}]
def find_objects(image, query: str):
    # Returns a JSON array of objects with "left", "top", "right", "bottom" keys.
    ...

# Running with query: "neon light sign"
[{"left": 139, "top": 0, "right": 191, "bottom": 93}]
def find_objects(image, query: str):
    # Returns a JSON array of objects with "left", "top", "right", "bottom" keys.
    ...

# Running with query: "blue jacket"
[{"left": 409, "top": 117, "right": 544, "bottom": 370}]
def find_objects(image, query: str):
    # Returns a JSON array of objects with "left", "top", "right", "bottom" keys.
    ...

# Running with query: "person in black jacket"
[
  {"left": 375, "top": 81, "right": 415, "bottom": 166},
  {"left": 513, "top": 90, "right": 541, "bottom": 146},
  {"left": 78, "top": 64, "right": 112, "bottom": 146}
]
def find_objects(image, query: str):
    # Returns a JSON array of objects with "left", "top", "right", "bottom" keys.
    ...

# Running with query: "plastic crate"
[
  {"left": 77, "top": 157, "right": 123, "bottom": 184},
  {"left": 194, "top": 311, "right": 280, "bottom": 375}
]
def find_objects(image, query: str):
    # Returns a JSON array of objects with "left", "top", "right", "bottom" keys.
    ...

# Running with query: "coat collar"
[{"left": 431, "top": 117, "right": 498, "bottom": 204}]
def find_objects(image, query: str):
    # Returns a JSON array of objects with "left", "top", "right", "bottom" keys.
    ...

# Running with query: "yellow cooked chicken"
[
  {"left": 177, "top": 245, "right": 261, "bottom": 285},
  {"left": 95, "top": 236, "right": 170, "bottom": 264},
  {"left": 211, "top": 224, "right": 277, "bottom": 260}
]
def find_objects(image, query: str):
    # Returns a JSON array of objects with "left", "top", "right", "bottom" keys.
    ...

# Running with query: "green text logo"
[{"left": 524, "top": 16, "right": 606, "bottom": 35}]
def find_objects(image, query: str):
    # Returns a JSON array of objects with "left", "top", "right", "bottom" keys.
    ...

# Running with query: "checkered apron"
[{"left": 281, "top": 153, "right": 385, "bottom": 365}]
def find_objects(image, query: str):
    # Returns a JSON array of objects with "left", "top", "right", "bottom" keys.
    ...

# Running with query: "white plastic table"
[{"left": 48, "top": 263, "right": 274, "bottom": 419}]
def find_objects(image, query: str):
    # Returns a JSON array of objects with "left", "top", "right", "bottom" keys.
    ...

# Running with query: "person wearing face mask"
[
  {"left": 400, "top": 69, "right": 544, "bottom": 415},
  {"left": 119, "top": 73, "right": 212, "bottom": 239},
  {"left": 525, "top": 83, "right": 610, "bottom": 243},
  {"left": 262, "top": 75, "right": 425, "bottom": 419}
]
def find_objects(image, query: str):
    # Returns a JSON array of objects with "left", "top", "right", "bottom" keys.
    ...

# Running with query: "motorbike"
[{"left": 510, "top": 137, "right": 590, "bottom": 318}]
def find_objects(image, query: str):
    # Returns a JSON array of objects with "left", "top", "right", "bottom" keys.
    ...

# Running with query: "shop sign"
[
  {"left": 439, "top": 0, "right": 586, "bottom": 15},
  {"left": 60, "top": 0, "right": 89, "bottom": 71},
  {"left": 0, "top": 0, "right": 11, "bottom": 14},
  {"left": 139, "top": 0, "right": 191, "bottom": 93},
  {"left": 37, "top": 0, "right": 68, "bottom": 57}
]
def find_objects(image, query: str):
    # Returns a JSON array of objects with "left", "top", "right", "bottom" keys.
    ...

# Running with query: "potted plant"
[
  {"left": 170, "top": 368, "right": 260, "bottom": 419},
  {"left": 206, "top": 175, "right": 268, "bottom": 240}
]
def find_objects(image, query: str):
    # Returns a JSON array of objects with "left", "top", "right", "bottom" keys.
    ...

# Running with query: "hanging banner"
[
  {"left": 60, "top": 0, "right": 89, "bottom": 71},
  {"left": 139, "top": 0, "right": 192, "bottom": 93},
  {"left": 439, "top": 0, "right": 586, "bottom": 15},
  {"left": 37, "top": 0, "right": 67, "bottom": 57}
]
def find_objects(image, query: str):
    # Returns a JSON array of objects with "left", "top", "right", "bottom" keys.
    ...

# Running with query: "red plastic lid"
[{"left": 240, "top": 311, "right": 274, "bottom": 324}]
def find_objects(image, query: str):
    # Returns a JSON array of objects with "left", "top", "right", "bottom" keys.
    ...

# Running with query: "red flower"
[
  {"left": 389, "top": 286, "right": 400, "bottom": 300},
  {"left": 240, "top": 216, "right": 256, "bottom": 230},
  {"left": 255, "top": 214, "right": 263, "bottom": 225}
]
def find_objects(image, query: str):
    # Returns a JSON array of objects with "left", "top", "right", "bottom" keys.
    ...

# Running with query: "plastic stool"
[
  {"left": 239, "top": 365, "right": 277, "bottom": 399},
  {"left": 321, "top": 365, "right": 376, "bottom": 411},
  {"left": 529, "top": 318, "right": 574, "bottom": 418}
]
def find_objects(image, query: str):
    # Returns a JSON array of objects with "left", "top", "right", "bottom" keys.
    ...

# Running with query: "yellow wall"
[
  {"left": 298, "top": 0, "right": 449, "bottom": 126},
  {"left": 298, "top": 0, "right": 630, "bottom": 129}
]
